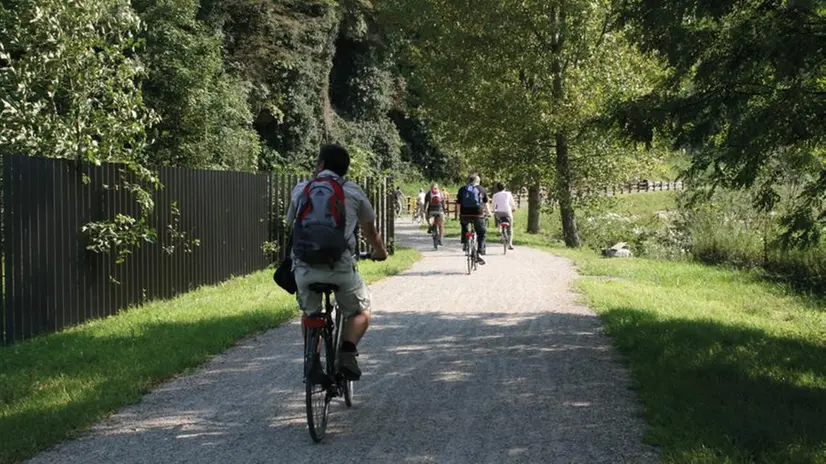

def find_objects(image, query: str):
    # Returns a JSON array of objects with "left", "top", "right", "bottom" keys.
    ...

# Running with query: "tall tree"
[
  {"left": 381, "top": 0, "right": 658, "bottom": 245},
  {"left": 616, "top": 1, "right": 826, "bottom": 245}
]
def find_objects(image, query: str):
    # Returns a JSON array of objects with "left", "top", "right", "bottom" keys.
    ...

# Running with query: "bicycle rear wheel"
[{"left": 305, "top": 327, "right": 330, "bottom": 443}]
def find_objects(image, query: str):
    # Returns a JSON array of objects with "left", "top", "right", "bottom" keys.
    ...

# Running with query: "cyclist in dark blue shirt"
[{"left": 457, "top": 174, "right": 492, "bottom": 263}]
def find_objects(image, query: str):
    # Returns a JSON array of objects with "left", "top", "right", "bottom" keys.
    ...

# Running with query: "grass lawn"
[
  {"left": 612, "top": 191, "right": 677, "bottom": 217},
  {"left": 0, "top": 248, "right": 420, "bottom": 464},
  {"left": 497, "top": 209, "right": 826, "bottom": 463}
]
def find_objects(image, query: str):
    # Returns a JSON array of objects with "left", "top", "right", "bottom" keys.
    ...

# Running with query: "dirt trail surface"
[{"left": 29, "top": 221, "right": 657, "bottom": 464}]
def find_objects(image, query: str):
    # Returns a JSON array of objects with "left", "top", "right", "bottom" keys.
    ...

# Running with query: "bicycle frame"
[
  {"left": 464, "top": 222, "right": 478, "bottom": 273},
  {"left": 431, "top": 215, "right": 442, "bottom": 249},
  {"left": 303, "top": 292, "right": 347, "bottom": 397}
]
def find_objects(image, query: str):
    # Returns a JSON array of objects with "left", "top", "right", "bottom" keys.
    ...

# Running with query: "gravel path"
[{"left": 29, "top": 221, "right": 657, "bottom": 464}]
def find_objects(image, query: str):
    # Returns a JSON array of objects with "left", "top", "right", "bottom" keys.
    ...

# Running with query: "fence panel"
[
  {"left": 2, "top": 157, "right": 395, "bottom": 344},
  {"left": 2, "top": 157, "right": 270, "bottom": 344}
]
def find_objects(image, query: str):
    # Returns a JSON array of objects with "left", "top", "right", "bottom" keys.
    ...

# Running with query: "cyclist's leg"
[
  {"left": 294, "top": 264, "right": 328, "bottom": 380},
  {"left": 323, "top": 270, "right": 370, "bottom": 344},
  {"left": 437, "top": 212, "right": 445, "bottom": 239},
  {"left": 460, "top": 216, "right": 470, "bottom": 246},
  {"left": 332, "top": 270, "right": 371, "bottom": 379},
  {"left": 294, "top": 264, "right": 325, "bottom": 336},
  {"left": 475, "top": 216, "right": 487, "bottom": 254}
]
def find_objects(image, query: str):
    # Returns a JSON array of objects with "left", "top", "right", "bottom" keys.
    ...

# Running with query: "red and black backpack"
[{"left": 292, "top": 176, "right": 348, "bottom": 267}]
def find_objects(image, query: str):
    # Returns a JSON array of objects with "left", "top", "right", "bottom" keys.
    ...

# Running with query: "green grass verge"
[
  {"left": 611, "top": 191, "right": 677, "bottom": 217},
  {"left": 510, "top": 214, "right": 826, "bottom": 462},
  {"left": 0, "top": 248, "right": 420, "bottom": 464}
]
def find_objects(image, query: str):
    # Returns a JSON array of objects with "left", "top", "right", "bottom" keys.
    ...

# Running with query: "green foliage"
[
  {"left": 390, "top": 110, "right": 464, "bottom": 183},
  {"left": 134, "top": 0, "right": 260, "bottom": 171},
  {"left": 616, "top": 1, "right": 826, "bottom": 245},
  {"left": 0, "top": 0, "right": 154, "bottom": 162},
  {"left": 682, "top": 188, "right": 826, "bottom": 293},
  {"left": 0, "top": 0, "right": 162, "bottom": 264}
]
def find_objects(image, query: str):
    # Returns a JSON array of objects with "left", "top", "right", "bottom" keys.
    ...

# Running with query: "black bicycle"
[
  {"left": 430, "top": 215, "right": 442, "bottom": 250},
  {"left": 464, "top": 221, "right": 479, "bottom": 274},
  {"left": 303, "top": 253, "right": 381, "bottom": 443}
]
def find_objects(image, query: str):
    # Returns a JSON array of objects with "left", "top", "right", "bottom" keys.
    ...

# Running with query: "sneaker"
[
  {"left": 462, "top": 243, "right": 468, "bottom": 252},
  {"left": 476, "top": 256, "right": 486, "bottom": 265},
  {"left": 339, "top": 350, "right": 362, "bottom": 380},
  {"left": 479, "top": 249, "right": 486, "bottom": 256},
  {"left": 508, "top": 245, "right": 514, "bottom": 250},
  {"left": 438, "top": 239, "right": 443, "bottom": 246}
]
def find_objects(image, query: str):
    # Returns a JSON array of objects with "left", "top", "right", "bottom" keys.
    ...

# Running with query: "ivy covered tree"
[
  {"left": 615, "top": 1, "right": 826, "bottom": 245},
  {"left": 133, "top": 0, "right": 260, "bottom": 171}
]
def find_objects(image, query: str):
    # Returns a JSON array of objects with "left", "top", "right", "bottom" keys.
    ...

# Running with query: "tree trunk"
[
  {"left": 527, "top": 185, "right": 541, "bottom": 233},
  {"left": 549, "top": 0, "right": 579, "bottom": 247},
  {"left": 555, "top": 133, "right": 580, "bottom": 247}
]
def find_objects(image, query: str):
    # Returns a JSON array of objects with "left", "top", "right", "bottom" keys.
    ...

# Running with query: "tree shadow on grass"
[{"left": 600, "top": 307, "right": 826, "bottom": 463}]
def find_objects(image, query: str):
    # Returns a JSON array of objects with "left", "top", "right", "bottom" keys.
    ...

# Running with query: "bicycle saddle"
[{"left": 308, "top": 283, "right": 339, "bottom": 293}]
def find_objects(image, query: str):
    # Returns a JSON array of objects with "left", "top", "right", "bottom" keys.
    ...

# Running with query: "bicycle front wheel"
[{"left": 305, "top": 327, "right": 330, "bottom": 443}]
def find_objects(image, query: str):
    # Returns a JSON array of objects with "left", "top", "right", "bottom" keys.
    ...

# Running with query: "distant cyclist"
[
  {"left": 457, "top": 174, "right": 491, "bottom": 263},
  {"left": 392, "top": 187, "right": 404, "bottom": 215},
  {"left": 492, "top": 182, "right": 517, "bottom": 250},
  {"left": 415, "top": 188, "right": 426, "bottom": 220},
  {"left": 424, "top": 183, "right": 446, "bottom": 245}
]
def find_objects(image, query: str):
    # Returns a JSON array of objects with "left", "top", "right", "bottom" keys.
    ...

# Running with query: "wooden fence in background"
[{"left": 1, "top": 156, "right": 394, "bottom": 345}]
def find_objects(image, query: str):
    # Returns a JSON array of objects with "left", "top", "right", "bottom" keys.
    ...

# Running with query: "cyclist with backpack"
[
  {"left": 457, "top": 174, "right": 492, "bottom": 264},
  {"left": 424, "top": 182, "right": 446, "bottom": 245},
  {"left": 286, "top": 144, "right": 389, "bottom": 381}
]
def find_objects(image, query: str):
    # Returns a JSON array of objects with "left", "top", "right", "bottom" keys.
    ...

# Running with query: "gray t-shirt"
[{"left": 286, "top": 170, "right": 376, "bottom": 269}]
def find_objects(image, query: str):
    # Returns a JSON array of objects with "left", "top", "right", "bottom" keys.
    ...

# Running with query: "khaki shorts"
[{"left": 294, "top": 264, "right": 372, "bottom": 317}]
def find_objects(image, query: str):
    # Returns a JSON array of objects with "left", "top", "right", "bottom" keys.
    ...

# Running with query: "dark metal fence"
[{"left": 1, "top": 156, "right": 394, "bottom": 345}]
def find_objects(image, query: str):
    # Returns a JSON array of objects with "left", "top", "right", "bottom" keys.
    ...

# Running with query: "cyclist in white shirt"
[{"left": 492, "top": 182, "right": 517, "bottom": 250}]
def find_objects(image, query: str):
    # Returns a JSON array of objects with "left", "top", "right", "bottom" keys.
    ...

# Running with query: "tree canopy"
[
  {"left": 615, "top": 1, "right": 826, "bottom": 244},
  {"left": 380, "top": 0, "right": 661, "bottom": 244}
]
